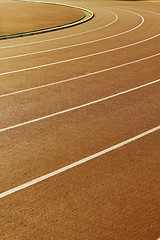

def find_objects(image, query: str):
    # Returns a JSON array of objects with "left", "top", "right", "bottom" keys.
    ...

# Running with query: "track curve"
[{"left": 0, "top": 1, "right": 160, "bottom": 240}]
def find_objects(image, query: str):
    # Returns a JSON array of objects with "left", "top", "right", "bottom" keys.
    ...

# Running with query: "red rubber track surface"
[{"left": 0, "top": 0, "right": 160, "bottom": 239}]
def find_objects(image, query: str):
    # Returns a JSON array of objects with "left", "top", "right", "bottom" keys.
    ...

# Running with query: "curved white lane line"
[
  {"left": 0, "top": 9, "right": 118, "bottom": 50},
  {"left": 0, "top": 6, "right": 145, "bottom": 52},
  {"left": 0, "top": 0, "right": 94, "bottom": 41},
  {"left": 0, "top": 124, "right": 159, "bottom": 199},
  {"left": 0, "top": 52, "right": 159, "bottom": 98},
  {"left": 0, "top": 77, "right": 159, "bottom": 133},
  {"left": 0, "top": 31, "right": 159, "bottom": 77},
  {"left": 0, "top": 4, "right": 159, "bottom": 51},
  {"left": 0, "top": 8, "right": 144, "bottom": 60},
  {"left": 118, "top": 5, "right": 160, "bottom": 16},
  {"left": 0, "top": 8, "right": 145, "bottom": 60}
]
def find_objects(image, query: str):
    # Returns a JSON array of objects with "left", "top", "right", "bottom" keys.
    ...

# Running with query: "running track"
[{"left": 0, "top": 0, "right": 160, "bottom": 239}]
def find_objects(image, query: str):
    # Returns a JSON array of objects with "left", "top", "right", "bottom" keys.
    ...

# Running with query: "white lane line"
[
  {"left": 0, "top": 9, "right": 118, "bottom": 50},
  {"left": 0, "top": 52, "right": 159, "bottom": 98},
  {"left": 119, "top": 5, "right": 160, "bottom": 17},
  {"left": 0, "top": 12, "right": 117, "bottom": 61},
  {"left": 0, "top": 78, "right": 159, "bottom": 133},
  {"left": 0, "top": 0, "right": 94, "bottom": 41},
  {"left": 1, "top": 29, "right": 160, "bottom": 77},
  {"left": 0, "top": 4, "right": 159, "bottom": 51},
  {"left": 0, "top": 8, "right": 144, "bottom": 61},
  {"left": 0, "top": 125, "right": 159, "bottom": 199}
]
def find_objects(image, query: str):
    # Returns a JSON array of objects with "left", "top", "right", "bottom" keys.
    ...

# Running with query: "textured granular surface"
[
  {"left": 0, "top": 0, "right": 160, "bottom": 239},
  {"left": 0, "top": 0, "right": 85, "bottom": 36}
]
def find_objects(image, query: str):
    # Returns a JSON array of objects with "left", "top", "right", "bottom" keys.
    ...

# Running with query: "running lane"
[{"left": 0, "top": 0, "right": 160, "bottom": 239}]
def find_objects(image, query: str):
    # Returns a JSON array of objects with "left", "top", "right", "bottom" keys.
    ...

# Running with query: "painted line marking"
[
  {"left": 0, "top": 0, "right": 93, "bottom": 40},
  {"left": 0, "top": 9, "right": 118, "bottom": 49},
  {"left": 0, "top": 8, "right": 144, "bottom": 61},
  {"left": 1, "top": 30, "right": 160, "bottom": 77},
  {"left": 0, "top": 6, "right": 144, "bottom": 50},
  {"left": 0, "top": 4, "right": 159, "bottom": 50},
  {"left": 0, "top": 52, "right": 159, "bottom": 98},
  {"left": 0, "top": 125, "right": 159, "bottom": 199},
  {"left": 0, "top": 78, "right": 159, "bottom": 133}
]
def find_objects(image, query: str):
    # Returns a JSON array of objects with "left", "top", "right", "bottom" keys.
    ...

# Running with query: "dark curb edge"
[{"left": 0, "top": 0, "right": 94, "bottom": 40}]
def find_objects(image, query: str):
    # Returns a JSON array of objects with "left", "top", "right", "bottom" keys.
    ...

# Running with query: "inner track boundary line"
[
  {"left": 0, "top": 9, "right": 117, "bottom": 49},
  {"left": 0, "top": 8, "right": 143, "bottom": 60},
  {"left": 0, "top": 0, "right": 94, "bottom": 40},
  {"left": 0, "top": 4, "right": 159, "bottom": 49}
]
